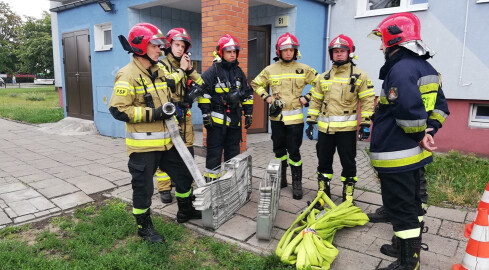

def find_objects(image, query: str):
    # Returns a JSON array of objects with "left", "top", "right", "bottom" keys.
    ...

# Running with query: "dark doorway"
[
  {"left": 62, "top": 29, "right": 93, "bottom": 120},
  {"left": 247, "top": 25, "right": 271, "bottom": 133}
]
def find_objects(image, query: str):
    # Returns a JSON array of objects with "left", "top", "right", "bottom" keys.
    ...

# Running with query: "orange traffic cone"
[
  {"left": 465, "top": 182, "right": 489, "bottom": 237},
  {"left": 453, "top": 207, "right": 489, "bottom": 270}
]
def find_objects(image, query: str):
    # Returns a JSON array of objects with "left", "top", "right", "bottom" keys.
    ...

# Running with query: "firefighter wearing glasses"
[
  {"left": 368, "top": 12, "right": 449, "bottom": 270},
  {"left": 198, "top": 34, "right": 253, "bottom": 182},
  {"left": 251, "top": 32, "right": 319, "bottom": 200},
  {"left": 306, "top": 34, "right": 375, "bottom": 202},
  {"left": 109, "top": 23, "right": 201, "bottom": 244},
  {"left": 155, "top": 28, "right": 204, "bottom": 204}
]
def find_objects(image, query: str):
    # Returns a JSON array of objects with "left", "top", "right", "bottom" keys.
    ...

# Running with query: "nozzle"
[{"left": 162, "top": 102, "right": 176, "bottom": 116}]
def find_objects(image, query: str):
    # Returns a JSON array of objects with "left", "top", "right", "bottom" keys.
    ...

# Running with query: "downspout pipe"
[{"left": 306, "top": 0, "right": 336, "bottom": 71}]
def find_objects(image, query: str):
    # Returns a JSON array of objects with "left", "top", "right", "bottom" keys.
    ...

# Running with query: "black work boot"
[
  {"left": 367, "top": 205, "right": 390, "bottom": 223},
  {"left": 176, "top": 197, "right": 202, "bottom": 223},
  {"left": 280, "top": 160, "right": 288, "bottom": 188},
  {"left": 379, "top": 237, "right": 421, "bottom": 270},
  {"left": 134, "top": 210, "right": 165, "bottom": 243},
  {"left": 291, "top": 165, "right": 302, "bottom": 200},
  {"left": 342, "top": 177, "right": 356, "bottom": 202},
  {"left": 159, "top": 190, "right": 172, "bottom": 204},
  {"left": 381, "top": 221, "right": 429, "bottom": 258},
  {"left": 317, "top": 173, "right": 331, "bottom": 198}
]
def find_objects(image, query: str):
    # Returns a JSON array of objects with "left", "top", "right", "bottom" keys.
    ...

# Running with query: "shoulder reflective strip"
[
  {"left": 254, "top": 77, "right": 265, "bottom": 86},
  {"left": 418, "top": 75, "right": 439, "bottom": 87},
  {"left": 462, "top": 254, "right": 489, "bottom": 269},
  {"left": 255, "top": 87, "right": 266, "bottom": 95},
  {"left": 281, "top": 109, "right": 303, "bottom": 116},
  {"left": 126, "top": 131, "right": 171, "bottom": 140},
  {"left": 276, "top": 155, "right": 287, "bottom": 161},
  {"left": 126, "top": 137, "right": 172, "bottom": 147},
  {"left": 114, "top": 81, "right": 133, "bottom": 89},
  {"left": 358, "top": 89, "right": 375, "bottom": 98},
  {"left": 371, "top": 149, "right": 432, "bottom": 168},
  {"left": 283, "top": 114, "right": 304, "bottom": 122},
  {"left": 133, "top": 208, "right": 149, "bottom": 215},
  {"left": 429, "top": 112, "right": 446, "bottom": 125},
  {"left": 308, "top": 109, "right": 320, "bottom": 116},
  {"left": 133, "top": 107, "right": 142, "bottom": 123},
  {"left": 198, "top": 97, "right": 211, "bottom": 103},
  {"left": 419, "top": 83, "right": 439, "bottom": 94},
  {"left": 288, "top": 159, "right": 302, "bottom": 166},
  {"left": 329, "top": 115, "right": 358, "bottom": 122},
  {"left": 175, "top": 188, "right": 192, "bottom": 198},
  {"left": 242, "top": 99, "right": 253, "bottom": 105},
  {"left": 312, "top": 90, "right": 324, "bottom": 99},
  {"left": 468, "top": 224, "right": 489, "bottom": 243},
  {"left": 394, "top": 228, "right": 421, "bottom": 239},
  {"left": 171, "top": 72, "right": 181, "bottom": 82}
]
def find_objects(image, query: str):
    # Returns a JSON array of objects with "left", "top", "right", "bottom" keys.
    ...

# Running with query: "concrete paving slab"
[
  {"left": 7, "top": 200, "right": 39, "bottom": 216},
  {"left": 13, "top": 214, "right": 35, "bottom": 223},
  {"left": 29, "top": 178, "right": 80, "bottom": 198},
  {"left": 330, "top": 247, "right": 383, "bottom": 270},
  {"left": 66, "top": 175, "right": 115, "bottom": 195},
  {"left": 422, "top": 232, "right": 459, "bottom": 257},
  {"left": 29, "top": 197, "right": 56, "bottom": 211},
  {"left": 0, "top": 182, "right": 27, "bottom": 194},
  {"left": 0, "top": 188, "right": 41, "bottom": 203},
  {"left": 0, "top": 210, "right": 11, "bottom": 225},
  {"left": 427, "top": 206, "right": 467, "bottom": 223},
  {"left": 216, "top": 215, "right": 256, "bottom": 241},
  {"left": 333, "top": 229, "right": 377, "bottom": 253},
  {"left": 51, "top": 191, "right": 94, "bottom": 210},
  {"left": 438, "top": 220, "right": 467, "bottom": 241},
  {"left": 274, "top": 210, "right": 297, "bottom": 230},
  {"left": 236, "top": 201, "right": 258, "bottom": 219}
]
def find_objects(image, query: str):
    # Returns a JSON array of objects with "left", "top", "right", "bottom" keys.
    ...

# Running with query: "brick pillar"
[{"left": 202, "top": 0, "right": 249, "bottom": 153}]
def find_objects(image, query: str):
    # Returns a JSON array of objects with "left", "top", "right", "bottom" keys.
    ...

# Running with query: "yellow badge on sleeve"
[
  {"left": 115, "top": 88, "right": 128, "bottom": 96},
  {"left": 271, "top": 80, "right": 280, "bottom": 85}
]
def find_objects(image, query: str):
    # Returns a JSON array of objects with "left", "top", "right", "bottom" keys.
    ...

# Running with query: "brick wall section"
[{"left": 201, "top": 0, "right": 249, "bottom": 153}]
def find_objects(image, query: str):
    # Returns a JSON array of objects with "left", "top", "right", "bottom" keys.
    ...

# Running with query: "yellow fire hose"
[{"left": 276, "top": 190, "right": 369, "bottom": 269}]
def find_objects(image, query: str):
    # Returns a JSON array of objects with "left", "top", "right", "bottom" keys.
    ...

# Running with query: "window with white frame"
[
  {"left": 476, "top": 0, "right": 489, "bottom": 3},
  {"left": 356, "top": 0, "right": 429, "bottom": 18},
  {"left": 469, "top": 104, "right": 489, "bottom": 128},
  {"left": 94, "top": 23, "right": 112, "bottom": 51}
]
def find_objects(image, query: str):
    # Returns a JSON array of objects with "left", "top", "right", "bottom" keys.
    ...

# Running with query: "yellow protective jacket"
[
  {"left": 251, "top": 60, "right": 319, "bottom": 125},
  {"left": 307, "top": 62, "right": 375, "bottom": 134},
  {"left": 158, "top": 54, "right": 204, "bottom": 146},
  {"left": 109, "top": 56, "right": 174, "bottom": 156}
]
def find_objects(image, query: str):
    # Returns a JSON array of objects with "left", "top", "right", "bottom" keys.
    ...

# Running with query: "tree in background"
[
  {"left": 0, "top": 1, "right": 22, "bottom": 74},
  {"left": 16, "top": 12, "right": 53, "bottom": 76}
]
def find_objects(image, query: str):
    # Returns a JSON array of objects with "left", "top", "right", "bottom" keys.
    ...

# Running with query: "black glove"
[
  {"left": 244, "top": 115, "right": 252, "bottom": 129},
  {"left": 203, "top": 114, "right": 213, "bottom": 129},
  {"left": 306, "top": 121, "right": 317, "bottom": 140},
  {"left": 358, "top": 124, "right": 370, "bottom": 141},
  {"left": 153, "top": 105, "right": 174, "bottom": 121}
]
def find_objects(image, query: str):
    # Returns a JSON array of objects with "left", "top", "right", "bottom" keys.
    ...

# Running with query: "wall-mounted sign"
[{"left": 275, "top": 16, "right": 288, "bottom": 27}]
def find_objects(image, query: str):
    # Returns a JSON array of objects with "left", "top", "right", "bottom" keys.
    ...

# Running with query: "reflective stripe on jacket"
[
  {"left": 109, "top": 57, "right": 174, "bottom": 155},
  {"left": 370, "top": 52, "right": 449, "bottom": 173},
  {"left": 251, "top": 60, "right": 318, "bottom": 125},
  {"left": 308, "top": 62, "right": 374, "bottom": 133}
]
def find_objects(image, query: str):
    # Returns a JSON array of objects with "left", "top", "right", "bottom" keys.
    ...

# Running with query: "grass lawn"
[
  {"left": 0, "top": 86, "right": 64, "bottom": 124},
  {"left": 0, "top": 199, "right": 293, "bottom": 270}
]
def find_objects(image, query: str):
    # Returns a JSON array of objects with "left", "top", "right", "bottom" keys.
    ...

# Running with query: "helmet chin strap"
[
  {"left": 142, "top": 54, "right": 158, "bottom": 65},
  {"left": 333, "top": 59, "right": 350, "bottom": 66}
]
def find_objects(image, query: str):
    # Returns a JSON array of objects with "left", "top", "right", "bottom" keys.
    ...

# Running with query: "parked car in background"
[
  {"left": 0, "top": 77, "right": 4, "bottom": 87},
  {"left": 34, "top": 73, "right": 55, "bottom": 85}
]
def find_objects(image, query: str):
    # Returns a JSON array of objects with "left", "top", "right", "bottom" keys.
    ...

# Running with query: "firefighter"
[
  {"left": 306, "top": 34, "right": 375, "bottom": 202},
  {"left": 109, "top": 23, "right": 201, "bottom": 243},
  {"left": 368, "top": 12, "right": 449, "bottom": 270},
  {"left": 198, "top": 34, "right": 253, "bottom": 181},
  {"left": 251, "top": 33, "right": 319, "bottom": 200},
  {"left": 156, "top": 28, "right": 204, "bottom": 204}
]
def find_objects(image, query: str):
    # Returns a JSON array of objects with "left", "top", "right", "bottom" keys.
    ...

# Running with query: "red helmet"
[
  {"left": 216, "top": 34, "right": 240, "bottom": 57},
  {"left": 128, "top": 23, "right": 168, "bottom": 56},
  {"left": 166, "top": 28, "right": 192, "bottom": 53},
  {"left": 328, "top": 34, "right": 355, "bottom": 60},
  {"left": 275, "top": 32, "right": 299, "bottom": 57},
  {"left": 369, "top": 12, "right": 421, "bottom": 48}
]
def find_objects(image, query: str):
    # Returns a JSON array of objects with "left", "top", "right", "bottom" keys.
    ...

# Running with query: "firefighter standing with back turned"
[
  {"left": 109, "top": 23, "right": 201, "bottom": 244},
  {"left": 251, "top": 33, "right": 319, "bottom": 200},
  {"left": 198, "top": 34, "right": 253, "bottom": 182},
  {"left": 155, "top": 28, "right": 204, "bottom": 204},
  {"left": 368, "top": 12, "right": 449, "bottom": 270},
  {"left": 306, "top": 34, "right": 375, "bottom": 202}
]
